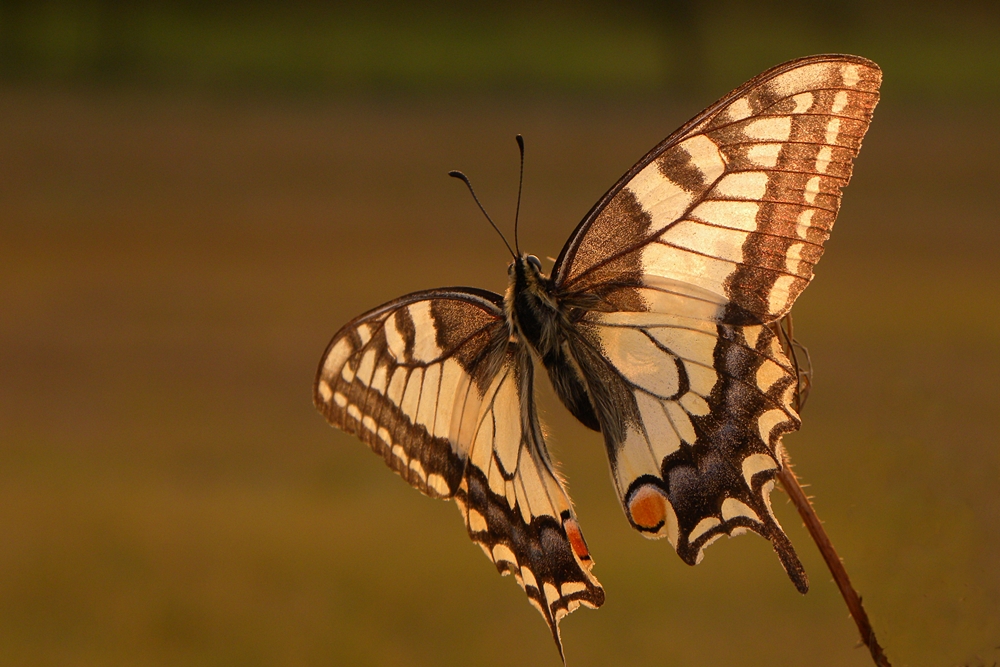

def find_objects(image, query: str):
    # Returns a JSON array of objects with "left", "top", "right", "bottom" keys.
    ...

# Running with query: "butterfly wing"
[
  {"left": 555, "top": 54, "right": 880, "bottom": 324},
  {"left": 549, "top": 55, "right": 881, "bottom": 588},
  {"left": 313, "top": 288, "right": 603, "bottom": 652}
]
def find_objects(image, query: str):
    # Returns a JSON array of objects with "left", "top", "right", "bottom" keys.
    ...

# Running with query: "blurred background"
[{"left": 2, "top": 1, "right": 999, "bottom": 665}]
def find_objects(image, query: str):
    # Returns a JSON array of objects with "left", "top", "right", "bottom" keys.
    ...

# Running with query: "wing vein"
[
  {"left": 680, "top": 218, "right": 827, "bottom": 247},
  {"left": 652, "top": 239, "right": 804, "bottom": 280}
]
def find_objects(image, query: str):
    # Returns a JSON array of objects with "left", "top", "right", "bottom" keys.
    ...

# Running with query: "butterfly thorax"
[
  {"left": 506, "top": 254, "right": 603, "bottom": 432},
  {"left": 505, "top": 255, "right": 559, "bottom": 351}
]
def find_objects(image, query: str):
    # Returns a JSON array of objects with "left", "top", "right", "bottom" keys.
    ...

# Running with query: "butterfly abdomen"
[{"left": 542, "top": 343, "right": 602, "bottom": 432}]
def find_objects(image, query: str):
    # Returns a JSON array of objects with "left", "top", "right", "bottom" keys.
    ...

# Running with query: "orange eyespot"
[{"left": 628, "top": 484, "right": 668, "bottom": 531}]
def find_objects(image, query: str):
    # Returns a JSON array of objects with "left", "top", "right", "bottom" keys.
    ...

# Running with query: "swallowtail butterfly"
[{"left": 314, "top": 54, "right": 881, "bottom": 655}]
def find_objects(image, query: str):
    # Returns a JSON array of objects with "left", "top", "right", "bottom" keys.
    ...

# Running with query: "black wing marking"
[
  {"left": 544, "top": 55, "right": 881, "bottom": 589},
  {"left": 313, "top": 288, "right": 603, "bottom": 655}
]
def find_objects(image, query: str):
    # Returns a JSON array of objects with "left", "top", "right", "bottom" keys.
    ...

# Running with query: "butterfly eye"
[{"left": 527, "top": 255, "right": 543, "bottom": 273}]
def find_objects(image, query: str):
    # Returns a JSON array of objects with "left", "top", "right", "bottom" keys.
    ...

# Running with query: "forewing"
[
  {"left": 313, "top": 289, "right": 603, "bottom": 653},
  {"left": 314, "top": 288, "right": 504, "bottom": 498},
  {"left": 554, "top": 54, "right": 881, "bottom": 326}
]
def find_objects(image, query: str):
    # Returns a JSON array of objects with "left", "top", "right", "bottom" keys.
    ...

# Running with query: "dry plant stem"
[
  {"left": 777, "top": 461, "right": 892, "bottom": 667},
  {"left": 772, "top": 314, "right": 890, "bottom": 665}
]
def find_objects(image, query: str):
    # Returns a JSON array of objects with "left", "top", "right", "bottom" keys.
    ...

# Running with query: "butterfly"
[{"left": 313, "top": 54, "right": 881, "bottom": 657}]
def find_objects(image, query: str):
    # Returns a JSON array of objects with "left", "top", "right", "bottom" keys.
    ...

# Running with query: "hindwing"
[
  {"left": 567, "top": 314, "right": 807, "bottom": 587},
  {"left": 313, "top": 289, "right": 603, "bottom": 653}
]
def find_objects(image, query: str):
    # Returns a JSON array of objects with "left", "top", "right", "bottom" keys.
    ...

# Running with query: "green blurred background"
[{"left": 2, "top": 1, "right": 999, "bottom": 665}]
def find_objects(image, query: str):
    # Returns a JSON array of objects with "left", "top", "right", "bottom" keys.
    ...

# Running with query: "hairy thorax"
[{"left": 505, "top": 254, "right": 561, "bottom": 355}]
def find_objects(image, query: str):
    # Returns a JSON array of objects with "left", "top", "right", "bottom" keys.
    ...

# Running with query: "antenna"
[
  {"left": 514, "top": 134, "right": 524, "bottom": 255},
  {"left": 448, "top": 170, "right": 517, "bottom": 260}
]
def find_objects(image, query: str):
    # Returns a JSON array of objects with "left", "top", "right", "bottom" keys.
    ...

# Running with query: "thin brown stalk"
[
  {"left": 772, "top": 314, "right": 891, "bottom": 667},
  {"left": 777, "top": 461, "right": 892, "bottom": 667}
]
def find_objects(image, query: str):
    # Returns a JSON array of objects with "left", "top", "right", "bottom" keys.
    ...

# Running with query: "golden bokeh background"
[{"left": 2, "top": 2, "right": 999, "bottom": 665}]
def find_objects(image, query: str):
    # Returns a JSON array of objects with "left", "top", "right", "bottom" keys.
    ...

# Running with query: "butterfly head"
[{"left": 508, "top": 253, "right": 550, "bottom": 289}]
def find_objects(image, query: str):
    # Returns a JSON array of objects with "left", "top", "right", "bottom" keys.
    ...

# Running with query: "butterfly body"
[
  {"left": 314, "top": 54, "right": 881, "bottom": 655},
  {"left": 507, "top": 254, "right": 604, "bottom": 432}
]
